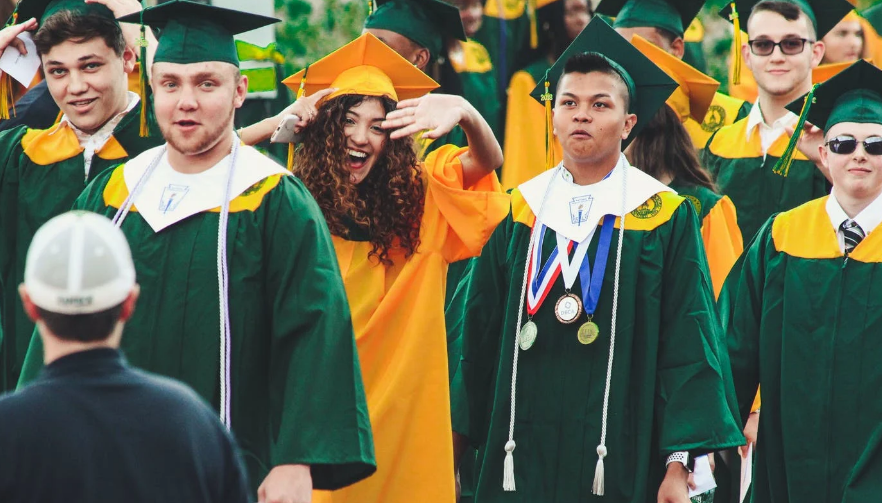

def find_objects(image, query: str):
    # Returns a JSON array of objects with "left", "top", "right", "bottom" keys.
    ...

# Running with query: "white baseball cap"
[{"left": 24, "top": 211, "right": 136, "bottom": 315}]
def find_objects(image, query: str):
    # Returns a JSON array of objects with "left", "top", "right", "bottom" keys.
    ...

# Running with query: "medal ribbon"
[
  {"left": 526, "top": 223, "right": 572, "bottom": 315},
  {"left": 579, "top": 214, "right": 616, "bottom": 316}
]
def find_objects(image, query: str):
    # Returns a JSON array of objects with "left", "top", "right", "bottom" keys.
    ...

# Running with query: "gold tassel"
[
  {"left": 296, "top": 64, "right": 309, "bottom": 100},
  {"left": 528, "top": 0, "right": 538, "bottom": 49},
  {"left": 368, "top": 0, "right": 374, "bottom": 15},
  {"left": 772, "top": 84, "right": 817, "bottom": 177},
  {"left": 138, "top": 23, "right": 149, "bottom": 137},
  {"left": 541, "top": 73, "right": 553, "bottom": 171},
  {"left": 0, "top": 73, "right": 14, "bottom": 120},
  {"left": 287, "top": 143, "right": 294, "bottom": 172},
  {"left": 729, "top": 2, "right": 742, "bottom": 86}
]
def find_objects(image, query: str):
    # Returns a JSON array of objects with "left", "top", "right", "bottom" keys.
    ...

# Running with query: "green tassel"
[{"left": 772, "top": 84, "right": 818, "bottom": 177}]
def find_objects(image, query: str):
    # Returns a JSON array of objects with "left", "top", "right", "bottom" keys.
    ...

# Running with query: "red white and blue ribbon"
[{"left": 525, "top": 222, "right": 570, "bottom": 315}]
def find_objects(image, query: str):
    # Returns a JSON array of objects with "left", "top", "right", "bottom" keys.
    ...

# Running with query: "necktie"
[{"left": 841, "top": 219, "right": 865, "bottom": 254}]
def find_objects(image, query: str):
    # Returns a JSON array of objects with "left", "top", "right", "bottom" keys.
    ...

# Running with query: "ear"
[
  {"left": 740, "top": 41, "right": 752, "bottom": 73},
  {"left": 670, "top": 37, "right": 685, "bottom": 59},
  {"left": 412, "top": 47, "right": 432, "bottom": 71},
  {"left": 119, "top": 285, "right": 140, "bottom": 322},
  {"left": 18, "top": 284, "right": 40, "bottom": 323},
  {"left": 233, "top": 73, "right": 248, "bottom": 109},
  {"left": 818, "top": 139, "right": 828, "bottom": 169},
  {"left": 122, "top": 46, "right": 137, "bottom": 74},
  {"left": 621, "top": 113, "right": 638, "bottom": 140},
  {"left": 810, "top": 40, "right": 826, "bottom": 68}
]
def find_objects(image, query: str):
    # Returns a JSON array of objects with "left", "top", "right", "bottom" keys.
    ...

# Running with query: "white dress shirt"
[
  {"left": 746, "top": 100, "right": 798, "bottom": 157},
  {"left": 825, "top": 189, "right": 882, "bottom": 253}
]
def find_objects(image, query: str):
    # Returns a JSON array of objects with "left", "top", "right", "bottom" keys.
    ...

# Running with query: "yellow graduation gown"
[{"left": 312, "top": 145, "right": 509, "bottom": 503}]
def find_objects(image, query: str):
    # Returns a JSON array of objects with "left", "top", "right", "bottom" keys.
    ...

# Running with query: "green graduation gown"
[
  {"left": 721, "top": 196, "right": 882, "bottom": 503},
  {"left": 452, "top": 175, "right": 743, "bottom": 502},
  {"left": 0, "top": 104, "right": 161, "bottom": 391},
  {"left": 18, "top": 147, "right": 376, "bottom": 491},
  {"left": 702, "top": 117, "right": 829, "bottom": 243}
]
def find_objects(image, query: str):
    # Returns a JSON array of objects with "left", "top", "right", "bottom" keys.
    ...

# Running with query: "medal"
[
  {"left": 577, "top": 320, "right": 600, "bottom": 345},
  {"left": 555, "top": 293, "right": 582, "bottom": 323},
  {"left": 519, "top": 321, "right": 538, "bottom": 350}
]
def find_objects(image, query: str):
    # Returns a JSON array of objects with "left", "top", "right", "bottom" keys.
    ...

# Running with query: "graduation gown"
[
  {"left": 669, "top": 180, "right": 743, "bottom": 298},
  {"left": 500, "top": 59, "right": 562, "bottom": 190},
  {"left": 0, "top": 104, "right": 161, "bottom": 391},
  {"left": 684, "top": 92, "right": 750, "bottom": 154},
  {"left": 450, "top": 40, "right": 503, "bottom": 143},
  {"left": 721, "top": 196, "right": 882, "bottom": 503},
  {"left": 452, "top": 164, "right": 743, "bottom": 502},
  {"left": 702, "top": 117, "right": 829, "bottom": 243},
  {"left": 17, "top": 145, "right": 376, "bottom": 491},
  {"left": 312, "top": 145, "right": 508, "bottom": 503}
]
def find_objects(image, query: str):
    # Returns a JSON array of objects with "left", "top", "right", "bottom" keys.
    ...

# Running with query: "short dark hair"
[
  {"left": 655, "top": 27, "right": 678, "bottom": 47},
  {"left": 33, "top": 10, "right": 126, "bottom": 57},
  {"left": 36, "top": 302, "right": 125, "bottom": 343},
  {"left": 749, "top": 1, "right": 816, "bottom": 39},
  {"left": 557, "top": 52, "right": 631, "bottom": 111}
]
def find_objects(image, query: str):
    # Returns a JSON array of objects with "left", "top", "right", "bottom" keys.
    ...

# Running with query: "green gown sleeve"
[
  {"left": 261, "top": 177, "right": 376, "bottom": 489},
  {"left": 735, "top": 100, "right": 752, "bottom": 122},
  {"left": 654, "top": 202, "right": 744, "bottom": 455}
]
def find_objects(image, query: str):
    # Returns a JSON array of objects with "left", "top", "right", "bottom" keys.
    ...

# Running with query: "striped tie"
[{"left": 841, "top": 219, "right": 865, "bottom": 254}]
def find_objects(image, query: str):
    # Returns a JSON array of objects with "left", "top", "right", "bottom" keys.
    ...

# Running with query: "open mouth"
[
  {"left": 175, "top": 119, "right": 200, "bottom": 128},
  {"left": 347, "top": 148, "right": 369, "bottom": 169}
]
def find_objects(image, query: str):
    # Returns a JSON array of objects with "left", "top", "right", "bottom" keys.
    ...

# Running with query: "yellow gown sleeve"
[
  {"left": 500, "top": 71, "right": 562, "bottom": 190},
  {"left": 701, "top": 195, "right": 745, "bottom": 299},
  {"left": 422, "top": 144, "right": 510, "bottom": 263}
]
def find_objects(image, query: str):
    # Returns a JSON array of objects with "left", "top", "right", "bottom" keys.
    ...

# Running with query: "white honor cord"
[
  {"left": 591, "top": 162, "right": 627, "bottom": 496},
  {"left": 504, "top": 164, "right": 561, "bottom": 492},
  {"left": 110, "top": 136, "right": 240, "bottom": 430}
]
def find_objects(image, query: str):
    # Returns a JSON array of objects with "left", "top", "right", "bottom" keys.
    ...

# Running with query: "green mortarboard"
[
  {"left": 529, "top": 15, "right": 677, "bottom": 150},
  {"left": 596, "top": 0, "right": 704, "bottom": 38},
  {"left": 117, "top": 0, "right": 279, "bottom": 66},
  {"left": 12, "top": 0, "right": 114, "bottom": 26},
  {"left": 364, "top": 0, "right": 467, "bottom": 60},
  {"left": 718, "top": 0, "right": 853, "bottom": 41},
  {"left": 785, "top": 60, "right": 882, "bottom": 133},
  {"left": 861, "top": 2, "right": 882, "bottom": 35}
]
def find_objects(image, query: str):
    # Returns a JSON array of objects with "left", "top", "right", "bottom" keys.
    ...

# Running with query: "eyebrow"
[
  {"left": 346, "top": 109, "right": 385, "bottom": 122},
  {"left": 561, "top": 92, "right": 614, "bottom": 100},
  {"left": 44, "top": 53, "right": 103, "bottom": 66}
]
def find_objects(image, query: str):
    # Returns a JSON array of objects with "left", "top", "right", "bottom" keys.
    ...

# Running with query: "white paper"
[
  {"left": 740, "top": 444, "right": 754, "bottom": 503},
  {"left": 0, "top": 32, "right": 40, "bottom": 87},
  {"left": 688, "top": 455, "right": 717, "bottom": 498}
]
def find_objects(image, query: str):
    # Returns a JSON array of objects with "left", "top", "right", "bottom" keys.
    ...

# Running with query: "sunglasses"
[
  {"left": 825, "top": 135, "right": 882, "bottom": 155},
  {"left": 747, "top": 38, "right": 812, "bottom": 56}
]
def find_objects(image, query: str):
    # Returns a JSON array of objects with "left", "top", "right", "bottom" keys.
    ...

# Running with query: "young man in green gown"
[
  {"left": 451, "top": 17, "right": 743, "bottom": 503},
  {"left": 18, "top": 1, "right": 377, "bottom": 501},
  {"left": 722, "top": 59, "right": 882, "bottom": 503}
]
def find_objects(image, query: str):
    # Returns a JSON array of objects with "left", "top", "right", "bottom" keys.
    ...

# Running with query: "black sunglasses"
[
  {"left": 825, "top": 135, "right": 882, "bottom": 155},
  {"left": 747, "top": 38, "right": 813, "bottom": 56}
]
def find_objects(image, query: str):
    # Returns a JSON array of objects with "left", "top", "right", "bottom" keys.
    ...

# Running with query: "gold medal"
[
  {"left": 577, "top": 320, "right": 600, "bottom": 345},
  {"left": 519, "top": 321, "right": 538, "bottom": 351},
  {"left": 554, "top": 293, "right": 582, "bottom": 324}
]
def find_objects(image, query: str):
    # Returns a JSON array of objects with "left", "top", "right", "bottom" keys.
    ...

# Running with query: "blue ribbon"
[
  {"left": 530, "top": 223, "right": 559, "bottom": 297},
  {"left": 578, "top": 214, "right": 616, "bottom": 316}
]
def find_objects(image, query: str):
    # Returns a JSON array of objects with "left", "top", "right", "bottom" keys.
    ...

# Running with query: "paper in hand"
[
  {"left": 0, "top": 32, "right": 40, "bottom": 87},
  {"left": 688, "top": 454, "right": 717, "bottom": 498},
  {"left": 740, "top": 443, "right": 754, "bottom": 503}
]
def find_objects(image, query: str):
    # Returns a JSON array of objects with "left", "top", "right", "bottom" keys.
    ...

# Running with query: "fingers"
[
  {"left": 307, "top": 87, "right": 336, "bottom": 104},
  {"left": 9, "top": 37, "right": 26, "bottom": 56},
  {"left": 687, "top": 474, "right": 697, "bottom": 490},
  {"left": 388, "top": 123, "right": 426, "bottom": 140},
  {"left": 383, "top": 107, "right": 415, "bottom": 122},
  {"left": 395, "top": 97, "right": 422, "bottom": 109},
  {"left": 380, "top": 114, "right": 415, "bottom": 131}
]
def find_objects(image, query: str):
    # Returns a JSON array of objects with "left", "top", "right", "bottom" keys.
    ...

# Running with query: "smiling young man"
[
  {"left": 17, "top": 1, "right": 377, "bottom": 502},
  {"left": 702, "top": 0, "right": 852, "bottom": 243},
  {"left": 722, "top": 60, "right": 882, "bottom": 503},
  {"left": 0, "top": 0, "right": 161, "bottom": 392},
  {"left": 450, "top": 18, "right": 743, "bottom": 503}
]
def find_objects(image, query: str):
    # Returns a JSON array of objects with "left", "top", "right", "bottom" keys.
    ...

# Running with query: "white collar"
[
  {"left": 124, "top": 140, "right": 290, "bottom": 233},
  {"left": 60, "top": 91, "right": 140, "bottom": 146},
  {"left": 517, "top": 153, "right": 674, "bottom": 243},
  {"left": 745, "top": 99, "right": 798, "bottom": 138},
  {"left": 826, "top": 189, "right": 882, "bottom": 236}
]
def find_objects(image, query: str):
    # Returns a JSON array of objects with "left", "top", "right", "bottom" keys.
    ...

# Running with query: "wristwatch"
[{"left": 665, "top": 451, "right": 694, "bottom": 473}]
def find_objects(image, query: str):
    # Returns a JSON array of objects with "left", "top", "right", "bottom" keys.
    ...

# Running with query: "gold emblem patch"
[
  {"left": 631, "top": 194, "right": 662, "bottom": 219},
  {"left": 241, "top": 177, "right": 267, "bottom": 197},
  {"left": 684, "top": 195, "right": 702, "bottom": 215},
  {"left": 700, "top": 104, "right": 726, "bottom": 133}
]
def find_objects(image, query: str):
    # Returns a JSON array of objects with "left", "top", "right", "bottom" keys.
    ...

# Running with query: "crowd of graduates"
[{"left": 0, "top": 0, "right": 881, "bottom": 501}]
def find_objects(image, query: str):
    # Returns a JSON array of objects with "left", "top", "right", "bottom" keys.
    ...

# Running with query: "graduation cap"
[
  {"left": 282, "top": 32, "right": 439, "bottom": 103},
  {"left": 595, "top": 0, "right": 704, "bottom": 38},
  {"left": 811, "top": 60, "right": 850, "bottom": 84},
  {"left": 364, "top": 0, "right": 466, "bottom": 61},
  {"left": 528, "top": 15, "right": 677, "bottom": 164},
  {"left": 718, "top": 0, "right": 853, "bottom": 84},
  {"left": 862, "top": 2, "right": 882, "bottom": 35},
  {"left": 630, "top": 34, "right": 719, "bottom": 122},
  {"left": 11, "top": 0, "right": 113, "bottom": 25},
  {"left": 786, "top": 60, "right": 882, "bottom": 133}
]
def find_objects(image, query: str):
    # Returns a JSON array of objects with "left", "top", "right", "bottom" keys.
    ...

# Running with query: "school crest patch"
[
  {"left": 631, "top": 194, "right": 663, "bottom": 219},
  {"left": 700, "top": 104, "right": 726, "bottom": 133}
]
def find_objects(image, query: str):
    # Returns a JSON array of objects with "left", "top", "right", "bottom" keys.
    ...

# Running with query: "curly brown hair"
[{"left": 292, "top": 94, "right": 425, "bottom": 266}]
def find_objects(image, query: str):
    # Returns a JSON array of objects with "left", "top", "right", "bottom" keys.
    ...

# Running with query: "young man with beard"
[
  {"left": 451, "top": 18, "right": 743, "bottom": 503},
  {"left": 0, "top": 0, "right": 161, "bottom": 393},
  {"left": 18, "top": 2, "right": 377, "bottom": 502},
  {"left": 702, "top": 0, "right": 852, "bottom": 243},
  {"left": 722, "top": 59, "right": 882, "bottom": 503}
]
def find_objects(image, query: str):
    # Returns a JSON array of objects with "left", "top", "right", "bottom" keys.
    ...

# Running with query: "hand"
[
  {"left": 381, "top": 94, "right": 468, "bottom": 140},
  {"left": 276, "top": 88, "right": 336, "bottom": 134},
  {"left": 85, "top": 0, "right": 142, "bottom": 50},
  {"left": 257, "top": 464, "right": 312, "bottom": 503},
  {"left": 785, "top": 122, "right": 824, "bottom": 165},
  {"left": 658, "top": 463, "right": 691, "bottom": 503},
  {"left": 0, "top": 18, "right": 37, "bottom": 56},
  {"left": 739, "top": 410, "right": 760, "bottom": 457}
]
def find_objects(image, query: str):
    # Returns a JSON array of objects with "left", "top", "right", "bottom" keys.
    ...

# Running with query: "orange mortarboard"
[{"left": 812, "top": 61, "right": 852, "bottom": 84}]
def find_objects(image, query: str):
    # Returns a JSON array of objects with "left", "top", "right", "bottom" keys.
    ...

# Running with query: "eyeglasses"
[
  {"left": 747, "top": 38, "right": 813, "bottom": 56},
  {"left": 825, "top": 135, "right": 882, "bottom": 155}
]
